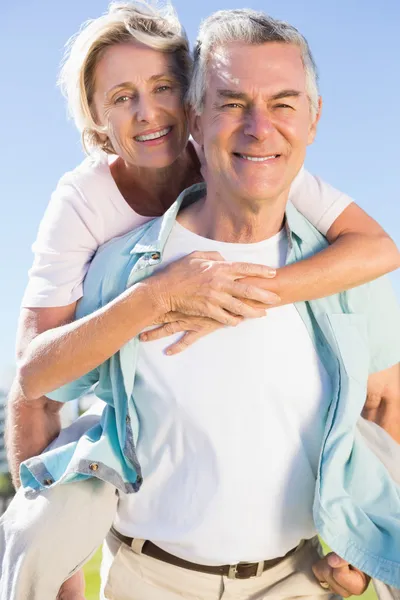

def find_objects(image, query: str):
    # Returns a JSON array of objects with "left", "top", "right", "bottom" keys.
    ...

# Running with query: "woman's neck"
[{"left": 111, "top": 144, "right": 202, "bottom": 217}]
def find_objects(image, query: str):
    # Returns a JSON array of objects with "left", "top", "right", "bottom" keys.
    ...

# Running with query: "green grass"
[
  {"left": 84, "top": 548, "right": 102, "bottom": 600},
  {"left": 83, "top": 545, "right": 378, "bottom": 600}
]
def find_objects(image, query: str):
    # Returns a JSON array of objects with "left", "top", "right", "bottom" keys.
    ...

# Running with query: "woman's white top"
[{"left": 22, "top": 152, "right": 353, "bottom": 308}]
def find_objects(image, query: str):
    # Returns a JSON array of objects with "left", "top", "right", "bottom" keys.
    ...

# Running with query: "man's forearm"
[{"left": 6, "top": 380, "right": 62, "bottom": 488}]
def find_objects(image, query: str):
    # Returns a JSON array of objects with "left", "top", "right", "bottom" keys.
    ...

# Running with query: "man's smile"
[{"left": 233, "top": 152, "right": 281, "bottom": 163}]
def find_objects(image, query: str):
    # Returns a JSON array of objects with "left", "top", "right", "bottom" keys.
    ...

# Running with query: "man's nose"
[
  {"left": 135, "top": 96, "right": 157, "bottom": 123},
  {"left": 244, "top": 108, "right": 275, "bottom": 140}
]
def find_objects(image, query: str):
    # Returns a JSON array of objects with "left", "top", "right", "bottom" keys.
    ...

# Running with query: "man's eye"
[
  {"left": 275, "top": 103, "right": 293, "bottom": 110},
  {"left": 155, "top": 85, "right": 172, "bottom": 93},
  {"left": 222, "top": 103, "right": 243, "bottom": 109},
  {"left": 114, "top": 95, "right": 131, "bottom": 104}
]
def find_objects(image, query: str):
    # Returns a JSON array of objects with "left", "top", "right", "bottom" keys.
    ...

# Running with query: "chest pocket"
[{"left": 326, "top": 313, "right": 369, "bottom": 385}]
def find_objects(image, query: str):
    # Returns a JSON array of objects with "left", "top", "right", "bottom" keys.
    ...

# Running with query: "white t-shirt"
[
  {"left": 22, "top": 151, "right": 353, "bottom": 308},
  {"left": 115, "top": 222, "right": 332, "bottom": 565}
]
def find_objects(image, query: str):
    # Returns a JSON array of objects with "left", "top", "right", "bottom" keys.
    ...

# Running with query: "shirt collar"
[{"left": 130, "top": 183, "right": 205, "bottom": 255}]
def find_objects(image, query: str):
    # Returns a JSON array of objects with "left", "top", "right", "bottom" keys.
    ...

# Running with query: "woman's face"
[{"left": 92, "top": 41, "right": 188, "bottom": 168}]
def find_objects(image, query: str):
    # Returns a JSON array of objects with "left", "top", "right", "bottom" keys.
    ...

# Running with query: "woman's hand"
[
  {"left": 146, "top": 251, "right": 280, "bottom": 326},
  {"left": 140, "top": 312, "right": 229, "bottom": 355}
]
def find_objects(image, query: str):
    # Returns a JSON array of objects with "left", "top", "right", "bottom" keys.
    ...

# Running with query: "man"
[{"left": 8, "top": 8, "right": 400, "bottom": 600}]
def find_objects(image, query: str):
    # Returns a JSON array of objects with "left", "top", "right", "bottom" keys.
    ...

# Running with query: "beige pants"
[
  {"left": 0, "top": 406, "right": 118, "bottom": 600},
  {"left": 0, "top": 414, "right": 397, "bottom": 599},
  {"left": 101, "top": 530, "right": 341, "bottom": 600}
]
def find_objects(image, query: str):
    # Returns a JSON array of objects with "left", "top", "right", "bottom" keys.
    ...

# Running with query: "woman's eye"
[
  {"left": 223, "top": 103, "right": 243, "bottom": 109},
  {"left": 114, "top": 95, "right": 131, "bottom": 104}
]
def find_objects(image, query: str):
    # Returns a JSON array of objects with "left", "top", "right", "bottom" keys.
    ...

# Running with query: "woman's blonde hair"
[{"left": 58, "top": 1, "right": 191, "bottom": 154}]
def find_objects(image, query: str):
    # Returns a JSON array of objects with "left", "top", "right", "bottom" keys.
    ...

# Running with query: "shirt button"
[
  {"left": 89, "top": 463, "right": 99, "bottom": 472},
  {"left": 136, "top": 475, "right": 143, "bottom": 485},
  {"left": 43, "top": 478, "right": 54, "bottom": 486}
]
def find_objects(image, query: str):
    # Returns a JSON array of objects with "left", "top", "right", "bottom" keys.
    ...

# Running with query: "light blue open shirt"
[{"left": 21, "top": 184, "right": 400, "bottom": 586}]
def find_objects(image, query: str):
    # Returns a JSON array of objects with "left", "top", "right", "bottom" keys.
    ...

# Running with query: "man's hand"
[
  {"left": 363, "top": 364, "right": 400, "bottom": 443},
  {"left": 56, "top": 570, "right": 86, "bottom": 600},
  {"left": 312, "top": 552, "right": 370, "bottom": 597}
]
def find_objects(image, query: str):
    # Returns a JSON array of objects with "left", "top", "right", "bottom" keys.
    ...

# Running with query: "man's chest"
[{"left": 135, "top": 304, "right": 332, "bottom": 430}]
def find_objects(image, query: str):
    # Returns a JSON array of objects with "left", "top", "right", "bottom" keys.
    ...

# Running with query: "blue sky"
[{"left": 1, "top": 0, "right": 399, "bottom": 377}]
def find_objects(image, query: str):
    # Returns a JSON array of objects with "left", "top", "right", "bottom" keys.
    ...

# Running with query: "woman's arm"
[
  {"left": 268, "top": 202, "right": 399, "bottom": 305},
  {"left": 147, "top": 203, "right": 399, "bottom": 355},
  {"left": 17, "top": 253, "right": 279, "bottom": 401}
]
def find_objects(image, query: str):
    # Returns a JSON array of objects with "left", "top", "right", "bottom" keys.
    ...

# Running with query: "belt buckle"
[{"left": 227, "top": 561, "right": 264, "bottom": 579}]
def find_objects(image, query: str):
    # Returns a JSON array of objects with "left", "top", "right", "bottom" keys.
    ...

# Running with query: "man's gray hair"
[{"left": 187, "top": 9, "right": 319, "bottom": 118}]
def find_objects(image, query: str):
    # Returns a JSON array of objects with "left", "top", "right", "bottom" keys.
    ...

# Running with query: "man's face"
[{"left": 192, "top": 42, "right": 320, "bottom": 205}]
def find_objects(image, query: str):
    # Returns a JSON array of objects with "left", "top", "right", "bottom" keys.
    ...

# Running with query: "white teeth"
[
  {"left": 238, "top": 154, "right": 277, "bottom": 162},
  {"left": 135, "top": 127, "right": 171, "bottom": 142}
]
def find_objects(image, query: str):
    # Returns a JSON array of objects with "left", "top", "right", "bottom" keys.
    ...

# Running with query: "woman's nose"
[{"left": 135, "top": 96, "right": 157, "bottom": 124}]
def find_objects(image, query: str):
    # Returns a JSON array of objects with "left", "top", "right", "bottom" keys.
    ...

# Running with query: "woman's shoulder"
[{"left": 56, "top": 152, "right": 113, "bottom": 205}]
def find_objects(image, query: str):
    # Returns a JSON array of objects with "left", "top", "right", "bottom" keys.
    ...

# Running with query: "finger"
[
  {"left": 141, "top": 322, "right": 188, "bottom": 341},
  {"left": 229, "top": 262, "right": 277, "bottom": 279},
  {"left": 312, "top": 561, "right": 351, "bottom": 598},
  {"left": 229, "top": 281, "right": 280, "bottom": 305},
  {"left": 332, "top": 565, "right": 370, "bottom": 596},
  {"left": 151, "top": 311, "right": 188, "bottom": 326},
  {"left": 326, "top": 552, "right": 369, "bottom": 596},
  {"left": 208, "top": 306, "right": 244, "bottom": 326},
  {"left": 165, "top": 327, "right": 222, "bottom": 355},
  {"left": 312, "top": 559, "right": 331, "bottom": 586},
  {"left": 217, "top": 293, "right": 269, "bottom": 319},
  {"left": 183, "top": 293, "right": 254, "bottom": 325},
  {"left": 159, "top": 312, "right": 188, "bottom": 323},
  {"left": 326, "top": 553, "right": 349, "bottom": 569},
  {"left": 187, "top": 299, "right": 244, "bottom": 325}
]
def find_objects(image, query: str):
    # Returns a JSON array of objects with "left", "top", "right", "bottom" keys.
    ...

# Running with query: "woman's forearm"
[
  {"left": 263, "top": 231, "right": 399, "bottom": 305},
  {"left": 18, "top": 228, "right": 399, "bottom": 399},
  {"left": 17, "top": 250, "right": 276, "bottom": 401},
  {"left": 18, "top": 282, "right": 162, "bottom": 402}
]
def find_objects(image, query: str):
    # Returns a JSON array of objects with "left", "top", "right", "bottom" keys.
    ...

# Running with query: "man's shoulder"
[
  {"left": 286, "top": 201, "right": 329, "bottom": 256},
  {"left": 82, "top": 218, "right": 159, "bottom": 301}
]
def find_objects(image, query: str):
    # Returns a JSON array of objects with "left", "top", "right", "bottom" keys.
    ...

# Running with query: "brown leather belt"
[{"left": 111, "top": 527, "right": 297, "bottom": 580}]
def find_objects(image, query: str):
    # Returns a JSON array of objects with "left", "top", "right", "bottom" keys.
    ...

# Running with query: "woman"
[{"left": 4, "top": 2, "right": 399, "bottom": 599}]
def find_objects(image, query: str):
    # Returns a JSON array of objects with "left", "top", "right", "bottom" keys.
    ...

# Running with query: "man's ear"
[
  {"left": 188, "top": 105, "right": 204, "bottom": 146},
  {"left": 307, "top": 96, "right": 322, "bottom": 145}
]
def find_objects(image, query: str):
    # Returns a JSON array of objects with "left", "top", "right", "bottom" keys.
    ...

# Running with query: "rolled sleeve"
[{"left": 46, "top": 369, "right": 99, "bottom": 403}]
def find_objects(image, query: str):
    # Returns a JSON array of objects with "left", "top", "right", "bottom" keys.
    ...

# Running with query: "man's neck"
[{"left": 178, "top": 184, "right": 288, "bottom": 243}]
